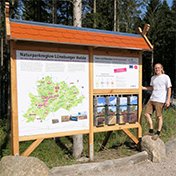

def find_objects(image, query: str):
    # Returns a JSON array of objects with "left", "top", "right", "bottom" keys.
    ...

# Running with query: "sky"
[{"left": 166, "top": 0, "right": 173, "bottom": 7}]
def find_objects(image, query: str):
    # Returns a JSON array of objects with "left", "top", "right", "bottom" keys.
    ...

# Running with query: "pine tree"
[{"left": 21, "top": 0, "right": 50, "bottom": 22}]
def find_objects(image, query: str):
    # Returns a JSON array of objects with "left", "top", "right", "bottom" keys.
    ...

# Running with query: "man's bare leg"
[
  {"left": 143, "top": 113, "right": 154, "bottom": 136},
  {"left": 144, "top": 113, "right": 153, "bottom": 129},
  {"left": 157, "top": 115, "right": 163, "bottom": 131},
  {"left": 151, "top": 115, "right": 163, "bottom": 140}
]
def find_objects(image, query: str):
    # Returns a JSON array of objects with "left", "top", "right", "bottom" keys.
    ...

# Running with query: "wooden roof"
[{"left": 8, "top": 19, "right": 152, "bottom": 51}]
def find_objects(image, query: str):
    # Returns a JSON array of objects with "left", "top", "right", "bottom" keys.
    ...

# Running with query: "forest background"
[
  {"left": 1, "top": 0, "right": 176, "bottom": 88},
  {"left": 0, "top": 0, "right": 176, "bottom": 142},
  {"left": 0, "top": 0, "right": 176, "bottom": 129}
]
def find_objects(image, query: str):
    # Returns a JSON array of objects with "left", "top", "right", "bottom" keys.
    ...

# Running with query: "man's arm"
[
  {"left": 142, "top": 86, "right": 153, "bottom": 91},
  {"left": 165, "top": 87, "right": 171, "bottom": 107}
]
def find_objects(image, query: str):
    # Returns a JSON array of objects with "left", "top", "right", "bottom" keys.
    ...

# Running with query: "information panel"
[
  {"left": 93, "top": 55, "right": 139, "bottom": 89},
  {"left": 16, "top": 50, "right": 89, "bottom": 137}
]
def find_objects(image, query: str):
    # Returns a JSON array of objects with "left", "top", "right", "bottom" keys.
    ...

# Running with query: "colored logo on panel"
[
  {"left": 114, "top": 68, "right": 127, "bottom": 73},
  {"left": 134, "top": 65, "right": 138, "bottom": 69}
]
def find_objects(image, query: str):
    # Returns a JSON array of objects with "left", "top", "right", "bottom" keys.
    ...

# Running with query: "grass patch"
[{"left": 0, "top": 106, "right": 176, "bottom": 168}]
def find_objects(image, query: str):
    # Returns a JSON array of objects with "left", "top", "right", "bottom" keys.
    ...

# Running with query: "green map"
[{"left": 23, "top": 76, "right": 85, "bottom": 122}]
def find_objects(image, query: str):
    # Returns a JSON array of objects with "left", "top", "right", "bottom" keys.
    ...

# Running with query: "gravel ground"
[{"left": 65, "top": 148, "right": 176, "bottom": 176}]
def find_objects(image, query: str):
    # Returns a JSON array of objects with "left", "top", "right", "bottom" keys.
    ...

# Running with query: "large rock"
[
  {"left": 165, "top": 137, "right": 176, "bottom": 155},
  {"left": 0, "top": 156, "right": 53, "bottom": 176},
  {"left": 141, "top": 135, "right": 167, "bottom": 163}
]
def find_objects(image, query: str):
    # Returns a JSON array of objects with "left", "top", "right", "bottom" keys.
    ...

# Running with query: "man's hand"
[{"left": 165, "top": 100, "right": 170, "bottom": 107}]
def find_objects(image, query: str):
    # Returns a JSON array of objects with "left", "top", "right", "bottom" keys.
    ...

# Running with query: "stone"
[
  {"left": 0, "top": 156, "right": 53, "bottom": 176},
  {"left": 141, "top": 135, "right": 167, "bottom": 163},
  {"left": 165, "top": 137, "right": 176, "bottom": 155}
]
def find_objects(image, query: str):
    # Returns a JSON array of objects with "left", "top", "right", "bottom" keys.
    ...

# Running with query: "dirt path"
[{"left": 65, "top": 148, "right": 176, "bottom": 176}]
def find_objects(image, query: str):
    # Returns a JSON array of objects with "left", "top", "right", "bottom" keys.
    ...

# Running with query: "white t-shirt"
[{"left": 150, "top": 74, "right": 172, "bottom": 103}]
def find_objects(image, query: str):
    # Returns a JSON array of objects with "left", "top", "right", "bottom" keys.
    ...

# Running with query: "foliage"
[{"left": 1, "top": 107, "right": 176, "bottom": 168}]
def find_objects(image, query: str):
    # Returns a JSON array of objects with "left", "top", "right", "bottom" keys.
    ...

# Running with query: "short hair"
[{"left": 154, "top": 63, "right": 165, "bottom": 75}]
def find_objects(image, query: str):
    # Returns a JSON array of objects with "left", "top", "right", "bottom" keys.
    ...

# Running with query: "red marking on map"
[
  {"left": 47, "top": 82, "right": 51, "bottom": 84},
  {"left": 114, "top": 68, "right": 127, "bottom": 73},
  {"left": 55, "top": 87, "right": 60, "bottom": 89},
  {"left": 41, "top": 81, "right": 45, "bottom": 83},
  {"left": 70, "top": 82, "right": 74, "bottom": 84},
  {"left": 37, "top": 118, "right": 41, "bottom": 120},
  {"left": 73, "top": 92, "right": 77, "bottom": 94},
  {"left": 29, "top": 114, "right": 36, "bottom": 116}
]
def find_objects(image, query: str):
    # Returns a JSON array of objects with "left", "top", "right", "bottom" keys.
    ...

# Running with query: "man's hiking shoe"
[
  {"left": 143, "top": 131, "right": 154, "bottom": 136},
  {"left": 151, "top": 134, "right": 159, "bottom": 140}
]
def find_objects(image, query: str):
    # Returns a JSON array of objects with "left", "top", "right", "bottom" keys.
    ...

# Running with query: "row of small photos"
[{"left": 93, "top": 95, "right": 138, "bottom": 127}]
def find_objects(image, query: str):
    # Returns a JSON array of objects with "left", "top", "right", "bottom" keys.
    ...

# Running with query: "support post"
[
  {"left": 137, "top": 52, "right": 143, "bottom": 140},
  {"left": 99, "top": 131, "right": 113, "bottom": 151},
  {"left": 10, "top": 41, "right": 19, "bottom": 156},
  {"left": 88, "top": 46, "right": 93, "bottom": 160}
]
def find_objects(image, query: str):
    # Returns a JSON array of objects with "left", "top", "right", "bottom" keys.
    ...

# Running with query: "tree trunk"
[
  {"left": 114, "top": 0, "right": 116, "bottom": 31},
  {"left": 151, "top": 49, "right": 154, "bottom": 76},
  {"left": 117, "top": 0, "right": 119, "bottom": 32},
  {"left": 37, "top": 0, "right": 41, "bottom": 22},
  {"left": 52, "top": 0, "right": 57, "bottom": 24},
  {"left": 93, "top": 0, "right": 96, "bottom": 28},
  {"left": 126, "top": 6, "right": 129, "bottom": 32},
  {"left": 73, "top": 0, "right": 82, "bottom": 27},
  {"left": 72, "top": 0, "right": 83, "bottom": 159},
  {"left": 1, "top": 36, "right": 3, "bottom": 67}
]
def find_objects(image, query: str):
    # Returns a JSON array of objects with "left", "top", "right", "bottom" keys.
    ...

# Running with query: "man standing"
[{"left": 142, "top": 63, "right": 172, "bottom": 140}]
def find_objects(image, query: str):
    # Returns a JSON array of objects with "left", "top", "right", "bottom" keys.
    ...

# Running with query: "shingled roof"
[{"left": 8, "top": 19, "right": 152, "bottom": 51}]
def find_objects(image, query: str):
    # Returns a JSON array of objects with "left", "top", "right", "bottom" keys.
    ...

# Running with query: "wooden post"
[
  {"left": 99, "top": 131, "right": 113, "bottom": 151},
  {"left": 10, "top": 41, "right": 19, "bottom": 156},
  {"left": 137, "top": 52, "right": 143, "bottom": 140},
  {"left": 88, "top": 46, "right": 93, "bottom": 160},
  {"left": 21, "top": 138, "right": 44, "bottom": 156}
]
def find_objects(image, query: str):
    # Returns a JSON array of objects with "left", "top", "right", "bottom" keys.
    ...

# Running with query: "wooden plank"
[
  {"left": 15, "top": 43, "right": 89, "bottom": 54},
  {"left": 93, "top": 123, "right": 140, "bottom": 133},
  {"left": 88, "top": 46, "right": 94, "bottom": 160},
  {"left": 10, "top": 41, "right": 19, "bottom": 156},
  {"left": 142, "top": 24, "right": 150, "bottom": 36},
  {"left": 21, "top": 138, "right": 44, "bottom": 157},
  {"left": 122, "top": 129, "right": 139, "bottom": 144},
  {"left": 5, "top": 2, "right": 10, "bottom": 44},
  {"left": 93, "top": 89, "right": 139, "bottom": 94},
  {"left": 99, "top": 131, "right": 113, "bottom": 151},
  {"left": 142, "top": 35, "right": 153, "bottom": 50},
  {"left": 19, "top": 129, "right": 89, "bottom": 142},
  {"left": 137, "top": 52, "right": 143, "bottom": 139}
]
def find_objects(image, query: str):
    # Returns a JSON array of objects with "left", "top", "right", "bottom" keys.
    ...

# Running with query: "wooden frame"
[{"left": 10, "top": 41, "right": 143, "bottom": 158}]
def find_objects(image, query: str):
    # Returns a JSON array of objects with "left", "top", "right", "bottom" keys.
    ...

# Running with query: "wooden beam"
[
  {"left": 143, "top": 35, "right": 153, "bottom": 50},
  {"left": 122, "top": 129, "right": 139, "bottom": 144},
  {"left": 5, "top": 2, "right": 10, "bottom": 45},
  {"left": 137, "top": 52, "right": 143, "bottom": 139},
  {"left": 19, "top": 129, "right": 89, "bottom": 142},
  {"left": 93, "top": 89, "right": 139, "bottom": 94},
  {"left": 10, "top": 41, "right": 19, "bottom": 156},
  {"left": 142, "top": 24, "right": 150, "bottom": 36},
  {"left": 136, "top": 27, "right": 142, "bottom": 34},
  {"left": 21, "top": 138, "right": 44, "bottom": 156},
  {"left": 99, "top": 131, "right": 113, "bottom": 151},
  {"left": 88, "top": 46, "right": 94, "bottom": 160},
  {"left": 94, "top": 122, "right": 140, "bottom": 133}
]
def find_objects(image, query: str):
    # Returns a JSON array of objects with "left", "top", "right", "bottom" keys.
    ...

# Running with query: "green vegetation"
[{"left": 1, "top": 106, "right": 176, "bottom": 169}]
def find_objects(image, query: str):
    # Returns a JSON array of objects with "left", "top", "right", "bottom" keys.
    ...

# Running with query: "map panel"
[{"left": 16, "top": 50, "right": 89, "bottom": 137}]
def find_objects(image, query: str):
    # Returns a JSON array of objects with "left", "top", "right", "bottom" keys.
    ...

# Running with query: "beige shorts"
[{"left": 145, "top": 100, "right": 164, "bottom": 117}]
